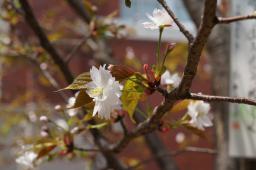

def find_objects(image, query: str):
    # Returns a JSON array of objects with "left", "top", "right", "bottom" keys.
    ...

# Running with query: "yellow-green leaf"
[
  {"left": 170, "top": 100, "right": 191, "bottom": 113},
  {"left": 87, "top": 122, "right": 108, "bottom": 129},
  {"left": 121, "top": 77, "right": 144, "bottom": 121},
  {"left": 64, "top": 72, "right": 91, "bottom": 90}
]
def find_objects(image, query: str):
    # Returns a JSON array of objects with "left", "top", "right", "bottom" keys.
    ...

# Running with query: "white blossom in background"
[
  {"left": 160, "top": 70, "right": 181, "bottom": 88},
  {"left": 39, "top": 115, "right": 48, "bottom": 122},
  {"left": 187, "top": 101, "right": 213, "bottom": 130},
  {"left": 86, "top": 66, "right": 122, "bottom": 119},
  {"left": 55, "top": 119, "right": 69, "bottom": 131},
  {"left": 16, "top": 151, "right": 37, "bottom": 169},
  {"left": 175, "top": 132, "right": 185, "bottom": 144},
  {"left": 142, "top": 8, "right": 173, "bottom": 30},
  {"left": 66, "top": 96, "right": 78, "bottom": 117}
]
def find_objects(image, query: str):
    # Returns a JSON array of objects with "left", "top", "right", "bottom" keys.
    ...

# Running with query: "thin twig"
[
  {"left": 218, "top": 14, "right": 256, "bottom": 24},
  {"left": 65, "top": 37, "right": 87, "bottom": 63},
  {"left": 120, "top": 118, "right": 128, "bottom": 136},
  {"left": 157, "top": 0, "right": 194, "bottom": 43},
  {"left": 74, "top": 147, "right": 99, "bottom": 152},
  {"left": 188, "top": 93, "right": 256, "bottom": 106}
]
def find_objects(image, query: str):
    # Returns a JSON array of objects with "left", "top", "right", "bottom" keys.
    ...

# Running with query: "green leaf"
[
  {"left": 64, "top": 72, "right": 91, "bottom": 90},
  {"left": 87, "top": 122, "right": 108, "bottom": 129},
  {"left": 125, "top": 0, "right": 132, "bottom": 8},
  {"left": 121, "top": 77, "right": 144, "bottom": 121}
]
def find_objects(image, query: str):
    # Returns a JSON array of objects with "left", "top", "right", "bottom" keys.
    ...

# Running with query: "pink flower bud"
[{"left": 167, "top": 43, "right": 176, "bottom": 51}]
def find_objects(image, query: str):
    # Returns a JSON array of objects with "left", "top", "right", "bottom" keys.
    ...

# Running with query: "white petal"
[
  {"left": 197, "top": 101, "right": 210, "bottom": 114},
  {"left": 55, "top": 119, "right": 69, "bottom": 131},
  {"left": 16, "top": 151, "right": 37, "bottom": 169},
  {"left": 142, "top": 22, "right": 158, "bottom": 30},
  {"left": 99, "top": 65, "right": 112, "bottom": 86},
  {"left": 201, "top": 116, "right": 213, "bottom": 127},
  {"left": 160, "top": 71, "right": 181, "bottom": 87},
  {"left": 90, "top": 66, "right": 101, "bottom": 86}
]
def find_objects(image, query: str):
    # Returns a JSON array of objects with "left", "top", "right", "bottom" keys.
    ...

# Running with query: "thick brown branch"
[
  {"left": 189, "top": 93, "right": 256, "bottom": 106},
  {"left": 110, "top": 99, "right": 176, "bottom": 153},
  {"left": 19, "top": 0, "right": 73, "bottom": 84},
  {"left": 157, "top": 0, "right": 194, "bottom": 42},
  {"left": 134, "top": 111, "right": 178, "bottom": 170},
  {"left": 218, "top": 14, "right": 256, "bottom": 24},
  {"left": 178, "top": 0, "right": 218, "bottom": 95}
]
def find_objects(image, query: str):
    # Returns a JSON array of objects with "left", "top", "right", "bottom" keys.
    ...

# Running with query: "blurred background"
[{"left": 0, "top": 0, "right": 252, "bottom": 170}]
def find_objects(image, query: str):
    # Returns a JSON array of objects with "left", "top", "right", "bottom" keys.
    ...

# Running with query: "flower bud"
[
  {"left": 167, "top": 43, "right": 176, "bottom": 52},
  {"left": 143, "top": 64, "right": 156, "bottom": 83}
]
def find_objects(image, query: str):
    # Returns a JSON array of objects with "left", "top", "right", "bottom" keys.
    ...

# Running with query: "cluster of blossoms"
[
  {"left": 16, "top": 145, "right": 37, "bottom": 169},
  {"left": 15, "top": 8, "right": 213, "bottom": 169},
  {"left": 84, "top": 65, "right": 213, "bottom": 130}
]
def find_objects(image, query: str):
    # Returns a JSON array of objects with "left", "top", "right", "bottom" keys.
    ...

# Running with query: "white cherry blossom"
[
  {"left": 86, "top": 66, "right": 122, "bottom": 119},
  {"left": 160, "top": 70, "right": 181, "bottom": 88},
  {"left": 142, "top": 8, "right": 173, "bottom": 30},
  {"left": 187, "top": 101, "right": 213, "bottom": 130},
  {"left": 16, "top": 150, "right": 37, "bottom": 169},
  {"left": 55, "top": 119, "right": 69, "bottom": 131}
]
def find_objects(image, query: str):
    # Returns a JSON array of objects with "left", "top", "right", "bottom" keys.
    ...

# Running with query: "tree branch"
[
  {"left": 134, "top": 111, "right": 178, "bottom": 170},
  {"left": 110, "top": 99, "right": 176, "bottom": 153},
  {"left": 65, "top": 37, "right": 87, "bottom": 63},
  {"left": 178, "top": 0, "right": 218, "bottom": 95},
  {"left": 19, "top": 1, "right": 127, "bottom": 169},
  {"left": 66, "top": 0, "right": 91, "bottom": 23},
  {"left": 157, "top": 0, "right": 194, "bottom": 43},
  {"left": 188, "top": 93, "right": 256, "bottom": 106},
  {"left": 19, "top": 0, "right": 74, "bottom": 84},
  {"left": 217, "top": 14, "right": 256, "bottom": 24}
]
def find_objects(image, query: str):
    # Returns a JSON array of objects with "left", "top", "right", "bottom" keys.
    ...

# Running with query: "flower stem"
[{"left": 156, "top": 27, "right": 164, "bottom": 76}]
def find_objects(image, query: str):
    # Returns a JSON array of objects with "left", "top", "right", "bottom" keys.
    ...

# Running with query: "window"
[{"left": 119, "top": 0, "right": 195, "bottom": 42}]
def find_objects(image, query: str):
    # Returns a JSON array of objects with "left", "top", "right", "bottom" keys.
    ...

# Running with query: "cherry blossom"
[
  {"left": 86, "top": 66, "right": 122, "bottom": 119},
  {"left": 142, "top": 8, "right": 173, "bottom": 30},
  {"left": 187, "top": 101, "right": 213, "bottom": 130}
]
